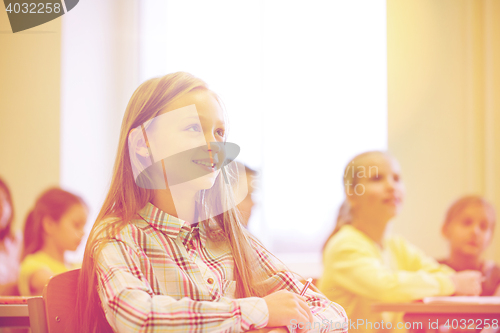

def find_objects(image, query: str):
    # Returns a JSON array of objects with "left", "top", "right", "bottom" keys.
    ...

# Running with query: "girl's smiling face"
[
  {"left": 144, "top": 89, "right": 225, "bottom": 191},
  {"left": 443, "top": 203, "right": 495, "bottom": 257},
  {"left": 347, "top": 153, "right": 405, "bottom": 222}
]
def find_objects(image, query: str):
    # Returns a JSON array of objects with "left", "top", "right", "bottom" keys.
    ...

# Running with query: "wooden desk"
[
  {"left": 0, "top": 303, "right": 30, "bottom": 328},
  {"left": 372, "top": 301, "right": 500, "bottom": 332}
]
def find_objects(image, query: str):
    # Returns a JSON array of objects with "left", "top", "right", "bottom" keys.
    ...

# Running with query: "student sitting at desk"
[
  {"left": 318, "top": 151, "right": 483, "bottom": 333},
  {"left": 75, "top": 72, "right": 347, "bottom": 333},
  {"left": 18, "top": 188, "right": 87, "bottom": 296},
  {"left": 440, "top": 195, "right": 500, "bottom": 296}
]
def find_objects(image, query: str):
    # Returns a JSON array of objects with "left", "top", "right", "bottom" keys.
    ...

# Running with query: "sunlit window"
[
  {"left": 62, "top": 0, "right": 387, "bottom": 274},
  {"left": 139, "top": 1, "right": 387, "bottom": 274}
]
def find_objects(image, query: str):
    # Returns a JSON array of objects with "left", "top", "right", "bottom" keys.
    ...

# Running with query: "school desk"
[
  {"left": 0, "top": 296, "right": 30, "bottom": 328},
  {"left": 372, "top": 297, "right": 500, "bottom": 332}
]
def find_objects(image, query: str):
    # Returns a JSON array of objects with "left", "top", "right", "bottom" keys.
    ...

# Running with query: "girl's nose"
[
  {"left": 472, "top": 224, "right": 482, "bottom": 235},
  {"left": 385, "top": 178, "right": 396, "bottom": 191},
  {"left": 207, "top": 141, "right": 221, "bottom": 154},
  {"left": 203, "top": 128, "right": 216, "bottom": 142},
  {"left": 202, "top": 129, "right": 215, "bottom": 146}
]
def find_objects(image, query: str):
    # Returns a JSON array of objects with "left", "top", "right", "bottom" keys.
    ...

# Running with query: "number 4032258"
[
  {"left": 443, "top": 319, "right": 499, "bottom": 330},
  {"left": 5, "top": 3, "right": 62, "bottom": 14}
]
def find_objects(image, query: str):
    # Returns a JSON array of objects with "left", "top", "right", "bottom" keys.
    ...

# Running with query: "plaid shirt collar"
[{"left": 137, "top": 202, "right": 207, "bottom": 247}]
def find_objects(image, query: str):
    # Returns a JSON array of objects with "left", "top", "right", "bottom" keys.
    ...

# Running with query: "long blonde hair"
[
  {"left": 76, "top": 72, "right": 270, "bottom": 333},
  {"left": 322, "top": 151, "right": 388, "bottom": 252}
]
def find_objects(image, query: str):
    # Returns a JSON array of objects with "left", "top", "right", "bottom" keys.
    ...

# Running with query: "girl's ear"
[
  {"left": 128, "top": 127, "right": 149, "bottom": 158},
  {"left": 441, "top": 224, "right": 450, "bottom": 239},
  {"left": 42, "top": 215, "right": 57, "bottom": 235},
  {"left": 128, "top": 127, "right": 155, "bottom": 183}
]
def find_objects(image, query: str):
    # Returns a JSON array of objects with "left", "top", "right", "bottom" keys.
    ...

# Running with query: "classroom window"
[{"left": 62, "top": 0, "right": 387, "bottom": 273}]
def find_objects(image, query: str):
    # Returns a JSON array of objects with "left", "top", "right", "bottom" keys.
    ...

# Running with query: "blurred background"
[{"left": 1, "top": 0, "right": 499, "bottom": 276}]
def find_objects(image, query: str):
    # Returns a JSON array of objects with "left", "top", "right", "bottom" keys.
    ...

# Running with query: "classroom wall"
[
  {"left": 0, "top": 11, "right": 62, "bottom": 232},
  {"left": 387, "top": 0, "right": 500, "bottom": 259},
  {"left": 0, "top": 1, "right": 139, "bottom": 244},
  {"left": 1, "top": 0, "right": 498, "bottom": 263}
]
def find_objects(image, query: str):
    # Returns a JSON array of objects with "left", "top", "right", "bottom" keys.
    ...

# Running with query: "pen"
[{"left": 300, "top": 278, "right": 313, "bottom": 296}]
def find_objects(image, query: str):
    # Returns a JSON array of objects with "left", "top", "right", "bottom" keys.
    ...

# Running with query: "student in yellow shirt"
[
  {"left": 18, "top": 188, "right": 87, "bottom": 296},
  {"left": 318, "top": 151, "right": 483, "bottom": 333}
]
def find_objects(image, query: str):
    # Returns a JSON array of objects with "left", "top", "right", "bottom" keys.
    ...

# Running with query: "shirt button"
[{"left": 207, "top": 278, "right": 214, "bottom": 284}]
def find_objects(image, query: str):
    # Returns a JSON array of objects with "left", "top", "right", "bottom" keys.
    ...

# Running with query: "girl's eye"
[
  {"left": 186, "top": 124, "right": 202, "bottom": 132},
  {"left": 480, "top": 221, "right": 489, "bottom": 231},
  {"left": 216, "top": 129, "right": 225, "bottom": 138},
  {"left": 74, "top": 221, "right": 86, "bottom": 230},
  {"left": 371, "top": 174, "right": 382, "bottom": 181},
  {"left": 462, "top": 218, "right": 472, "bottom": 226}
]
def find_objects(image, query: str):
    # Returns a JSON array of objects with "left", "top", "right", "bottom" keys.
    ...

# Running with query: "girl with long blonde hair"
[
  {"left": 76, "top": 72, "right": 347, "bottom": 333},
  {"left": 318, "top": 151, "right": 483, "bottom": 333}
]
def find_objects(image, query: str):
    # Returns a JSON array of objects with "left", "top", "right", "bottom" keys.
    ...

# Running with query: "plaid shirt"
[{"left": 96, "top": 203, "right": 348, "bottom": 333}]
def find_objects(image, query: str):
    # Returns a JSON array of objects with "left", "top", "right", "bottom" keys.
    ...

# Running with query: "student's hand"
[
  {"left": 263, "top": 290, "right": 313, "bottom": 333},
  {"left": 450, "top": 270, "right": 482, "bottom": 296}
]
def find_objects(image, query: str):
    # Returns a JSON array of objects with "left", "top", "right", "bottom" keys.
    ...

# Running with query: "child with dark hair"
[
  {"left": 18, "top": 187, "right": 87, "bottom": 296},
  {"left": 440, "top": 195, "right": 500, "bottom": 296}
]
